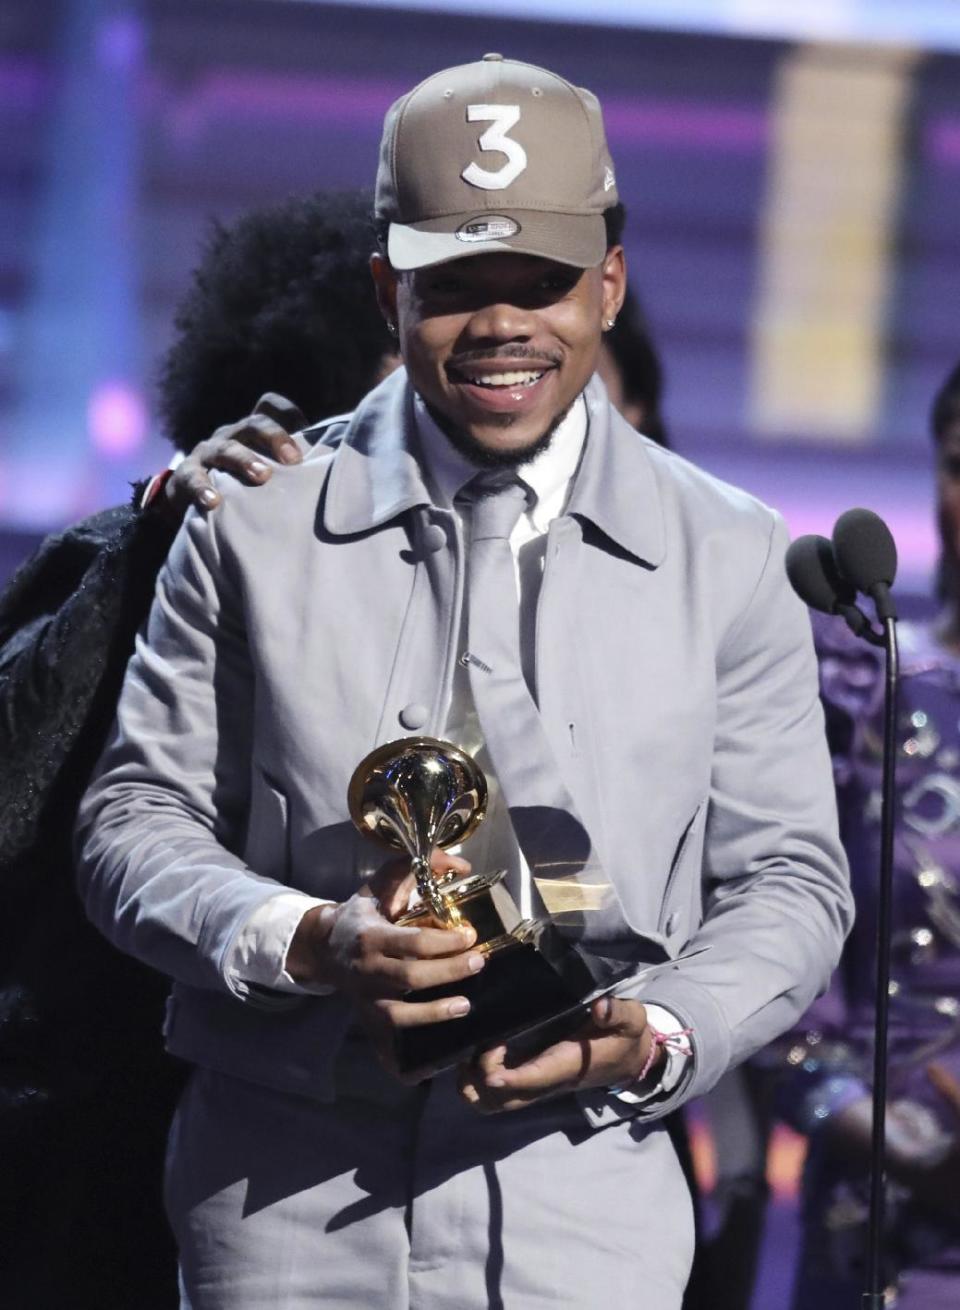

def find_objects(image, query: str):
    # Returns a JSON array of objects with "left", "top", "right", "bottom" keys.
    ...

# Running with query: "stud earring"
[
  {"left": 386, "top": 321, "right": 398, "bottom": 336},
  {"left": 603, "top": 317, "right": 617, "bottom": 331}
]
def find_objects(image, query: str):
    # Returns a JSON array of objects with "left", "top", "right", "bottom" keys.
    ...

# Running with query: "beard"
[{"left": 425, "top": 399, "right": 574, "bottom": 470}]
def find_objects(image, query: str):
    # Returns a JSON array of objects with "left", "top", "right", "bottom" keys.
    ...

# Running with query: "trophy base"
[{"left": 393, "top": 870, "right": 597, "bottom": 1079}]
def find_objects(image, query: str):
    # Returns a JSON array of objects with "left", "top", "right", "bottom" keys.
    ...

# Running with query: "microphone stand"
[{"left": 861, "top": 613, "right": 899, "bottom": 1309}]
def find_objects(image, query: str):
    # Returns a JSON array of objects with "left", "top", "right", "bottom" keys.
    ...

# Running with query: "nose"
[{"left": 462, "top": 299, "right": 536, "bottom": 345}]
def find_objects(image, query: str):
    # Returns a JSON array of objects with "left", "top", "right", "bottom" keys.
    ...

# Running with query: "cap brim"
[{"left": 387, "top": 211, "right": 608, "bottom": 271}]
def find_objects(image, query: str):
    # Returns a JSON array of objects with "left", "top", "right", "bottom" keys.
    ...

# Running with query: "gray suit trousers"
[{"left": 164, "top": 1064, "right": 694, "bottom": 1309}]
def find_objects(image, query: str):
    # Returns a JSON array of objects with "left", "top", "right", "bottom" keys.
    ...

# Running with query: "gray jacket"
[{"left": 75, "top": 368, "right": 853, "bottom": 1125}]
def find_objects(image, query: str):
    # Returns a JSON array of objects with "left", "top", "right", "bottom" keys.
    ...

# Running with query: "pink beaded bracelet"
[{"left": 636, "top": 1025, "right": 694, "bottom": 1085}]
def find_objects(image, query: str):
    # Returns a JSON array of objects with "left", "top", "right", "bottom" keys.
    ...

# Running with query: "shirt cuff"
[
  {"left": 611, "top": 1003, "right": 693, "bottom": 1105},
  {"left": 225, "top": 891, "right": 336, "bottom": 998}
]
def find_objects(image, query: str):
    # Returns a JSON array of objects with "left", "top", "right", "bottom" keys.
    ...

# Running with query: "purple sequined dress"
[{"left": 780, "top": 616, "right": 960, "bottom": 1310}]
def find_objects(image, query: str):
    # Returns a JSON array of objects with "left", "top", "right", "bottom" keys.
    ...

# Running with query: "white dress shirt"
[{"left": 226, "top": 391, "right": 691, "bottom": 1100}]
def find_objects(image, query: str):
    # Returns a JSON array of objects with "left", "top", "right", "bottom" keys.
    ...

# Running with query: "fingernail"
[
  {"left": 487, "top": 1076, "right": 505, "bottom": 1088},
  {"left": 448, "top": 998, "right": 470, "bottom": 1017},
  {"left": 278, "top": 443, "right": 299, "bottom": 464},
  {"left": 468, "top": 953, "right": 485, "bottom": 973},
  {"left": 460, "top": 926, "right": 477, "bottom": 946},
  {"left": 200, "top": 489, "right": 218, "bottom": 507},
  {"left": 249, "top": 460, "right": 268, "bottom": 477},
  {"left": 596, "top": 996, "right": 612, "bottom": 1023}
]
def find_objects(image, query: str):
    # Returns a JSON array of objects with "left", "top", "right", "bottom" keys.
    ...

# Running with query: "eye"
[
  {"left": 539, "top": 271, "right": 577, "bottom": 293},
  {"left": 423, "top": 273, "right": 465, "bottom": 296}
]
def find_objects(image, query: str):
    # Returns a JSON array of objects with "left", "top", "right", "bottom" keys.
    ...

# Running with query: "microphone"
[
  {"left": 832, "top": 507, "right": 898, "bottom": 623},
  {"left": 785, "top": 533, "right": 878, "bottom": 642},
  {"left": 786, "top": 507, "right": 899, "bottom": 1308}
]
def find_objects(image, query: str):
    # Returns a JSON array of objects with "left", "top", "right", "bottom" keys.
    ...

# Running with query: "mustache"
[{"left": 446, "top": 345, "right": 562, "bottom": 370}]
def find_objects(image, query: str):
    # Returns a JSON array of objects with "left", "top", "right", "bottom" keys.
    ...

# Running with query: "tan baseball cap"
[{"left": 375, "top": 54, "right": 619, "bottom": 271}]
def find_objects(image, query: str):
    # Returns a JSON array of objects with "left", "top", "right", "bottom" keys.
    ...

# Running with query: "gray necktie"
[
  {"left": 458, "top": 471, "right": 620, "bottom": 965},
  {"left": 459, "top": 470, "right": 531, "bottom": 690}
]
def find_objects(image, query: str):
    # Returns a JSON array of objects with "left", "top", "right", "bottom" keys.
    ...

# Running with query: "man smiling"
[{"left": 76, "top": 56, "right": 852, "bottom": 1308}]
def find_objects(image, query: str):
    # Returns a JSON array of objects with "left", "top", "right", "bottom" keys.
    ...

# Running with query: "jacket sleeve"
[
  {"left": 616, "top": 512, "right": 855, "bottom": 1113},
  {"left": 74, "top": 499, "right": 292, "bottom": 1000}
]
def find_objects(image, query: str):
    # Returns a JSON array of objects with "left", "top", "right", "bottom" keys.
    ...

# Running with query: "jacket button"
[
  {"left": 423, "top": 523, "right": 447, "bottom": 553},
  {"left": 664, "top": 910, "right": 680, "bottom": 936},
  {"left": 399, "top": 703, "right": 430, "bottom": 730}
]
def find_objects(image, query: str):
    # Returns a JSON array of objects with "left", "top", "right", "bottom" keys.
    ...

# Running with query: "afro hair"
[{"left": 157, "top": 190, "right": 396, "bottom": 452}]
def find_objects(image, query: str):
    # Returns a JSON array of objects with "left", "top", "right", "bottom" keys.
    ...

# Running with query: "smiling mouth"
[{"left": 447, "top": 365, "right": 554, "bottom": 390}]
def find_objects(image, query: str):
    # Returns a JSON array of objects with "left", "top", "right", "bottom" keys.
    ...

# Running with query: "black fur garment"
[{"left": 0, "top": 503, "right": 186, "bottom": 1309}]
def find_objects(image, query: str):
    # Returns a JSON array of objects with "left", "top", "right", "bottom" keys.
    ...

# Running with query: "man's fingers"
[
  {"left": 458, "top": 1073, "right": 482, "bottom": 1105},
  {"left": 366, "top": 855, "right": 417, "bottom": 914},
  {"left": 201, "top": 435, "right": 276, "bottom": 483},
  {"left": 376, "top": 871, "right": 416, "bottom": 921},
  {"left": 370, "top": 993, "right": 473, "bottom": 1029},
  {"left": 474, "top": 1037, "right": 590, "bottom": 1094},
  {"left": 458, "top": 1067, "right": 503, "bottom": 1110},
  {"left": 457, "top": 1065, "right": 542, "bottom": 1115},
  {"left": 253, "top": 391, "right": 307, "bottom": 438},
  {"left": 590, "top": 996, "right": 647, "bottom": 1034},
  {"left": 458, "top": 999, "right": 653, "bottom": 1115},
  {"left": 379, "top": 921, "right": 479, "bottom": 961},
  {"left": 381, "top": 946, "right": 485, "bottom": 993},
  {"left": 430, "top": 850, "right": 471, "bottom": 877},
  {"left": 167, "top": 423, "right": 292, "bottom": 513},
  {"left": 350, "top": 925, "right": 484, "bottom": 995},
  {"left": 167, "top": 463, "right": 220, "bottom": 512},
  {"left": 230, "top": 412, "right": 302, "bottom": 465},
  {"left": 474, "top": 1044, "right": 508, "bottom": 1078},
  {"left": 460, "top": 1035, "right": 624, "bottom": 1114},
  {"left": 367, "top": 849, "right": 471, "bottom": 922},
  {"left": 166, "top": 439, "right": 223, "bottom": 511}
]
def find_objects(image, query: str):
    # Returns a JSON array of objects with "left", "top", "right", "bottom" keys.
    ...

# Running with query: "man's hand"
[
  {"left": 166, "top": 392, "right": 307, "bottom": 513},
  {"left": 285, "top": 852, "right": 486, "bottom": 1075},
  {"left": 458, "top": 997, "right": 662, "bottom": 1113}
]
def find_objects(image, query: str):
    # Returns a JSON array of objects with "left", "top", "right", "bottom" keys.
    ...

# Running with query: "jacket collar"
[
  {"left": 565, "top": 374, "right": 666, "bottom": 567},
  {"left": 322, "top": 367, "right": 666, "bottom": 567},
  {"left": 322, "top": 367, "right": 433, "bottom": 535}
]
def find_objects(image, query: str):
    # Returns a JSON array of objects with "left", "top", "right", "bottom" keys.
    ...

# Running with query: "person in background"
[
  {"left": 0, "top": 189, "right": 396, "bottom": 1309},
  {"left": 777, "top": 359, "right": 960, "bottom": 1310}
]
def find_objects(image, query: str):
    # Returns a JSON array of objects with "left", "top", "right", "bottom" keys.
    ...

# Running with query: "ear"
[
  {"left": 600, "top": 245, "right": 627, "bottom": 326},
  {"left": 370, "top": 253, "right": 400, "bottom": 333}
]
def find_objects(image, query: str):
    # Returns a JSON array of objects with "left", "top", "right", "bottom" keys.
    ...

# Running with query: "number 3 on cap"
[{"left": 461, "top": 105, "right": 528, "bottom": 191}]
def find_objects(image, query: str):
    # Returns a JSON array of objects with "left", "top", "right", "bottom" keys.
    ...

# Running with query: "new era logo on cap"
[
  {"left": 455, "top": 216, "right": 521, "bottom": 243},
  {"left": 375, "top": 54, "right": 619, "bottom": 271}
]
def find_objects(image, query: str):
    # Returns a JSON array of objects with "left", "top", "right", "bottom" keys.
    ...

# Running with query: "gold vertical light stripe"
[{"left": 750, "top": 44, "right": 917, "bottom": 442}]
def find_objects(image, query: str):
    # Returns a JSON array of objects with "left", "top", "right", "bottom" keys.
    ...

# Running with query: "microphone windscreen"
[
  {"left": 832, "top": 508, "right": 897, "bottom": 593},
  {"left": 785, "top": 534, "right": 856, "bottom": 614}
]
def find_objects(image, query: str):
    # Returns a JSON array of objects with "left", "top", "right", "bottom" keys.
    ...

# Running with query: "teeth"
[{"left": 464, "top": 370, "right": 544, "bottom": 388}]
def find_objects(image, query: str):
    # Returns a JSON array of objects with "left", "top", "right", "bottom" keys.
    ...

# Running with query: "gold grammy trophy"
[{"left": 348, "top": 736, "right": 600, "bottom": 1077}]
